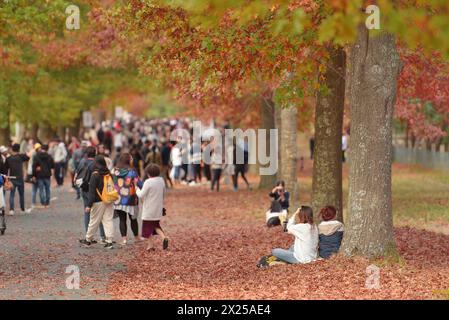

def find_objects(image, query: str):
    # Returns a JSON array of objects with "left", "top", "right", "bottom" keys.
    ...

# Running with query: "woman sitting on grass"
[
  {"left": 136, "top": 163, "right": 169, "bottom": 252},
  {"left": 271, "top": 206, "right": 318, "bottom": 264},
  {"left": 318, "top": 205, "right": 344, "bottom": 259}
]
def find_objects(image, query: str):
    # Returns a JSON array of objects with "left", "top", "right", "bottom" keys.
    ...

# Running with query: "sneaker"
[
  {"left": 25, "top": 208, "right": 33, "bottom": 214},
  {"left": 99, "top": 239, "right": 107, "bottom": 245},
  {"left": 121, "top": 239, "right": 127, "bottom": 246},
  {"left": 163, "top": 238, "right": 169, "bottom": 250},
  {"left": 8, "top": 210, "right": 14, "bottom": 216},
  {"left": 104, "top": 242, "right": 114, "bottom": 249},
  {"left": 79, "top": 239, "right": 92, "bottom": 247},
  {"left": 91, "top": 239, "right": 98, "bottom": 244}
]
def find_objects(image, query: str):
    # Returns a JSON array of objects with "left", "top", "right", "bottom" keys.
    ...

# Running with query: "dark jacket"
[
  {"left": 5, "top": 153, "right": 30, "bottom": 180},
  {"left": 161, "top": 145, "right": 171, "bottom": 166},
  {"left": 33, "top": 151, "right": 55, "bottom": 179},
  {"left": 87, "top": 166, "right": 110, "bottom": 208},
  {"left": 0, "top": 155, "right": 7, "bottom": 175},
  {"left": 318, "top": 221, "right": 344, "bottom": 259},
  {"left": 269, "top": 190, "right": 290, "bottom": 210}
]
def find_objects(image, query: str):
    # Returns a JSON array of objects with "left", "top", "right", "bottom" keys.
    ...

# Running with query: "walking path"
[{"left": 1, "top": 180, "right": 449, "bottom": 299}]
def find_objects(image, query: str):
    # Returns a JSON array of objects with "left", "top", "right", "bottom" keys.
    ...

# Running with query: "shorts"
[{"left": 141, "top": 220, "right": 163, "bottom": 238}]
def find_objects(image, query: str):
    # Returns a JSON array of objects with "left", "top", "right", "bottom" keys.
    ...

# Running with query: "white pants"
[{"left": 86, "top": 202, "right": 114, "bottom": 243}]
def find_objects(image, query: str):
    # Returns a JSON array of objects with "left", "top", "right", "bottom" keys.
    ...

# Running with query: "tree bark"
[
  {"left": 435, "top": 138, "right": 442, "bottom": 152},
  {"left": 275, "top": 104, "right": 282, "bottom": 179},
  {"left": 279, "top": 105, "right": 299, "bottom": 210},
  {"left": 340, "top": 26, "right": 401, "bottom": 258},
  {"left": 29, "top": 123, "right": 39, "bottom": 141},
  {"left": 0, "top": 105, "right": 11, "bottom": 146},
  {"left": 312, "top": 45, "right": 345, "bottom": 221},
  {"left": 258, "top": 96, "right": 278, "bottom": 189},
  {"left": 0, "top": 126, "right": 10, "bottom": 146},
  {"left": 425, "top": 139, "right": 432, "bottom": 151}
]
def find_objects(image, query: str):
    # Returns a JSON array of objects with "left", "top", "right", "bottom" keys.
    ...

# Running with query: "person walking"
[
  {"left": 112, "top": 153, "right": 141, "bottom": 245},
  {"left": 32, "top": 144, "right": 54, "bottom": 208},
  {"left": 232, "top": 140, "right": 250, "bottom": 191},
  {"left": 0, "top": 146, "right": 9, "bottom": 176},
  {"left": 54, "top": 140, "right": 68, "bottom": 187},
  {"left": 170, "top": 142, "right": 183, "bottom": 184},
  {"left": 136, "top": 164, "right": 169, "bottom": 251},
  {"left": 160, "top": 139, "right": 173, "bottom": 188},
  {"left": 75, "top": 146, "right": 106, "bottom": 243},
  {"left": 210, "top": 143, "right": 223, "bottom": 192},
  {"left": 79, "top": 155, "right": 116, "bottom": 249},
  {"left": 5, "top": 143, "right": 30, "bottom": 215},
  {"left": 26, "top": 143, "right": 42, "bottom": 212}
]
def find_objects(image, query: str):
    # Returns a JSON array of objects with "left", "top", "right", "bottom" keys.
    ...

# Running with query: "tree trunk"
[
  {"left": 0, "top": 107, "right": 11, "bottom": 146},
  {"left": 29, "top": 123, "right": 39, "bottom": 141},
  {"left": 0, "top": 126, "right": 10, "bottom": 146},
  {"left": 404, "top": 123, "right": 409, "bottom": 148},
  {"left": 279, "top": 105, "right": 299, "bottom": 210},
  {"left": 312, "top": 45, "right": 345, "bottom": 221},
  {"left": 258, "top": 96, "right": 278, "bottom": 189},
  {"left": 436, "top": 138, "right": 442, "bottom": 152},
  {"left": 275, "top": 104, "right": 282, "bottom": 180},
  {"left": 425, "top": 139, "right": 432, "bottom": 151},
  {"left": 411, "top": 134, "right": 416, "bottom": 148},
  {"left": 340, "top": 26, "right": 401, "bottom": 258}
]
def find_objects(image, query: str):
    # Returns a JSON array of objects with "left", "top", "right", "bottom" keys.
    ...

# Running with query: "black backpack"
[{"left": 74, "top": 161, "right": 94, "bottom": 192}]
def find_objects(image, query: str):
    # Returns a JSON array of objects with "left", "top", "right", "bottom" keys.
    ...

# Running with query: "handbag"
[{"left": 3, "top": 176, "right": 13, "bottom": 191}]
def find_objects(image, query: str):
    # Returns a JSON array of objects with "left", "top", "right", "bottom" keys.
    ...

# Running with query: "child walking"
[{"left": 136, "top": 164, "right": 169, "bottom": 251}]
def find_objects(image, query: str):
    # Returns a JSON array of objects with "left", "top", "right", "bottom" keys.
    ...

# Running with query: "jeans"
[
  {"left": 9, "top": 179, "right": 25, "bottom": 211},
  {"left": 55, "top": 162, "right": 65, "bottom": 186},
  {"left": 82, "top": 191, "right": 105, "bottom": 239},
  {"left": 31, "top": 182, "right": 38, "bottom": 205},
  {"left": 272, "top": 245, "right": 299, "bottom": 264},
  {"left": 37, "top": 179, "right": 51, "bottom": 206},
  {"left": 174, "top": 165, "right": 181, "bottom": 180}
]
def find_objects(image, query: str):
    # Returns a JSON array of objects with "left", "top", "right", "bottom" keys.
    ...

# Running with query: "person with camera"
[
  {"left": 269, "top": 181, "right": 290, "bottom": 212},
  {"left": 271, "top": 206, "right": 319, "bottom": 264}
]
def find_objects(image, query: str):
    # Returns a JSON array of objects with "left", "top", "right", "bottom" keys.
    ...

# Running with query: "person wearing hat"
[
  {"left": 4, "top": 143, "right": 30, "bottom": 215},
  {"left": 317, "top": 206, "right": 344, "bottom": 259}
]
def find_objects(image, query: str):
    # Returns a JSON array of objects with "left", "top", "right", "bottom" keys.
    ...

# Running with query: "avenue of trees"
[{"left": 1, "top": 0, "right": 449, "bottom": 258}]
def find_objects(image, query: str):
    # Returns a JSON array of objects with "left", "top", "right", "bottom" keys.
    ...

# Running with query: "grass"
[
  {"left": 391, "top": 164, "right": 449, "bottom": 233},
  {"left": 294, "top": 161, "right": 449, "bottom": 234}
]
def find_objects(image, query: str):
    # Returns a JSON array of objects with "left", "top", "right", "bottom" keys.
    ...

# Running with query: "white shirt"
[
  {"left": 171, "top": 146, "right": 182, "bottom": 166},
  {"left": 287, "top": 217, "right": 319, "bottom": 263},
  {"left": 136, "top": 176, "right": 165, "bottom": 221},
  {"left": 342, "top": 135, "right": 348, "bottom": 151},
  {"left": 54, "top": 143, "right": 67, "bottom": 163},
  {"left": 114, "top": 133, "right": 125, "bottom": 148}
]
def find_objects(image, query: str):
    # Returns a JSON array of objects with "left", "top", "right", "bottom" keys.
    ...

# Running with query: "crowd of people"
[
  {"left": 1, "top": 116, "right": 344, "bottom": 264},
  {"left": 0, "top": 117, "right": 252, "bottom": 250}
]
